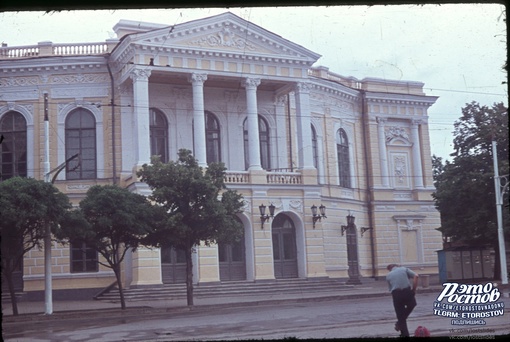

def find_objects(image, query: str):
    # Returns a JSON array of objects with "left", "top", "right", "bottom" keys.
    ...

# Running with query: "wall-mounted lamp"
[
  {"left": 259, "top": 203, "right": 275, "bottom": 229},
  {"left": 341, "top": 213, "right": 355, "bottom": 236},
  {"left": 311, "top": 204, "right": 327, "bottom": 228},
  {"left": 360, "top": 227, "right": 373, "bottom": 237}
]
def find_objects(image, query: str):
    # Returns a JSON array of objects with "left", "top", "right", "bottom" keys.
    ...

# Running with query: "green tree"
[
  {"left": 432, "top": 101, "right": 509, "bottom": 279},
  {"left": 0, "top": 177, "right": 71, "bottom": 316},
  {"left": 55, "top": 185, "right": 161, "bottom": 310},
  {"left": 137, "top": 149, "right": 244, "bottom": 306}
]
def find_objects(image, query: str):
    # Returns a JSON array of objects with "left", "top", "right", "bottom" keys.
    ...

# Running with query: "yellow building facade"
[{"left": 0, "top": 13, "right": 443, "bottom": 298}]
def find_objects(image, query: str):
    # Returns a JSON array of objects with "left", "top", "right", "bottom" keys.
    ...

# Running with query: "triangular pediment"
[{"left": 128, "top": 12, "right": 321, "bottom": 64}]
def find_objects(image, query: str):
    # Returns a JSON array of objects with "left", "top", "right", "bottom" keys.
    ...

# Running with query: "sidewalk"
[{"left": 2, "top": 278, "right": 448, "bottom": 322}]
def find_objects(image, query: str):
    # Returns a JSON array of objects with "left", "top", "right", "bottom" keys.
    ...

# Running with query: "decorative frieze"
[
  {"left": 51, "top": 73, "right": 109, "bottom": 84},
  {"left": 393, "top": 191, "right": 413, "bottom": 200},
  {"left": 0, "top": 76, "right": 39, "bottom": 87},
  {"left": 0, "top": 73, "right": 109, "bottom": 87},
  {"left": 0, "top": 89, "right": 39, "bottom": 101},
  {"left": 66, "top": 184, "right": 92, "bottom": 191},
  {"left": 51, "top": 86, "right": 108, "bottom": 99},
  {"left": 189, "top": 27, "right": 257, "bottom": 51}
]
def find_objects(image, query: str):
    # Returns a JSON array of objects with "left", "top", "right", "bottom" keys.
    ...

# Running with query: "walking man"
[{"left": 386, "top": 264, "right": 419, "bottom": 337}]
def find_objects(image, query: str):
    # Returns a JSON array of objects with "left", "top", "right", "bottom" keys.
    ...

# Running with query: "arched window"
[
  {"left": 336, "top": 128, "right": 351, "bottom": 188},
  {"left": 65, "top": 108, "right": 96, "bottom": 180},
  {"left": 150, "top": 108, "right": 169, "bottom": 163},
  {"left": 243, "top": 115, "right": 270, "bottom": 170},
  {"left": 205, "top": 111, "right": 221, "bottom": 164},
  {"left": 311, "top": 124, "right": 318, "bottom": 169},
  {"left": 1, "top": 111, "right": 27, "bottom": 180}
]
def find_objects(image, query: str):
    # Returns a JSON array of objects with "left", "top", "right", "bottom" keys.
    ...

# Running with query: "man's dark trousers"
[{"left": 391, "top": 288, "right": 416, "bottom": 337}]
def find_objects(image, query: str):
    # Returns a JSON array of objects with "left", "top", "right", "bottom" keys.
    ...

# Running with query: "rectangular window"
[{"left": 71, "top": 241, "right": 98, "bottom": 273}]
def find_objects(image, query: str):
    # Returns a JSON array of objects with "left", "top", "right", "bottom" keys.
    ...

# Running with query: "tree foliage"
[
  {"left": 137, "top": 149, "right": 244, "bottom": 306},
  {"left": 0, "top": 177, "right": 71, "bottom": 315},
  {"left": 432, "top": 101, "right": 509, "bottom": 277},
  {"left": 55, "top": 185, "right": 160, "bottom": 310}
]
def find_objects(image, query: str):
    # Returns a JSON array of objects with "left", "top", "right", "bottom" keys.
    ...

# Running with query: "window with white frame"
[
  {"left": 243, "top": 115, "right": 270, "bottom": 170},
  {"left": 0, "top": 111, "right": 27, "bottom": 181},
  {"left": 336, "top": 128, "right": 351, "bottom": 188},
  {"left": 150, "top": 108, "right": 169, "bottom": 163},
  {"left": 65, "top": 108, "right": 96, "bottom": 180}
]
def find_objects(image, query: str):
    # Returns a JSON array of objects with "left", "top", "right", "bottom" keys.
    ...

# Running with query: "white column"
[
  {"left": 130, "top": 68, "right": 152, "bottom": 167},
  {"left": 243, "top": 77, "right": 262, "bottom": 170},
  {"left": 295, "top": 82, "right": 314, "bottom": 169},
  {"left": 189, "top": 73, "right": 208, "bottom": 167},
  {"left": 410, "top": 119, "right": 424, "bottom": 189},
  {"left": 377, "top": 117, "right": 390, "bottom": 187}
]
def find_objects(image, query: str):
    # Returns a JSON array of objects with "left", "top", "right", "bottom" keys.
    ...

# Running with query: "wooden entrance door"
[
  {"left": 161, "top": 246, "right": 187, "bottom": 284},
  {"left": 272, "top": 214, "right": 298, "bottom": 279},
  {"left": 218, "top": 236, "right": 246, "bottom": 281}
]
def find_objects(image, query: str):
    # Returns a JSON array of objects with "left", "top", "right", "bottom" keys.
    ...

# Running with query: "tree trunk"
[
  {"left": 4, "top": 269, "right": 19, "bottom": 316},
  {"left": 185, "top": 245, "right": 194, "bottom": 307},
  {"left": 113, "top": 265, "right": 126, "bottom": 310}
]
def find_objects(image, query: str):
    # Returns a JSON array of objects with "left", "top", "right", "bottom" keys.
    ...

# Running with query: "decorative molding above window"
[
  {"left": 393, "top": 215, "right": 426, "bottom": 231},
  {"left": 385, "top": 126, "right": 411, "bottom": 144},
  {"left": 66, "top": 184, "right": 92, "bottom": 191},
  {"left": 393, "top": 191, "right": 413, "bottom": 201}
]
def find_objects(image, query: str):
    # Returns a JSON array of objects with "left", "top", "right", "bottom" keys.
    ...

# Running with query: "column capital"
[
  {"left": 189, "top": 73, "right": 208, "bottom": 85},
  {"left": 411, "top": 119, "right": 423, "bottom": 127},
  {"left": 243, "top": 77, "right": 261, "bottom": 89},
  {"left": 376, "top": 116, "right": 387, "bottom": 125},
  {"left": 296, "top": 81, "right": 311, "bottom": 93},
  {"left": 130, "top": 68, "right": 151, "bottom": 82}
]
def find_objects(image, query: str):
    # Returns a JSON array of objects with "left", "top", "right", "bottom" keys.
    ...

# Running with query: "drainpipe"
[
  {"left": 106, "top": 56, "right": 117, "bottom": 185},
  {"left": 360, "top": 89, "right": 377, "bottom": 279}
]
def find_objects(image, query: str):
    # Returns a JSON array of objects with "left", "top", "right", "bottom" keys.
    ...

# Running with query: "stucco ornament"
[
  {"left": 385, "top": 126, "right": 410, "bottom": 142},
  {"left": 190, "top": 27, "right": 256, "bottom": 51}
]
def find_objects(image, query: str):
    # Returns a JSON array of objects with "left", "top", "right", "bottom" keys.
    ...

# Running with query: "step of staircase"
[
  {"left": 96, "top": 278, "right": 354, "bottom": 302},
  {"left": 1, "top": 292, "right": 25, "bottom": 303}
]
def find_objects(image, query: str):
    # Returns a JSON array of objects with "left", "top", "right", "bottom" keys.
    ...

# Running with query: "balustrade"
[
  {"left": 53, "top": 43, "right": 109, "bottom": 56},
  {"left": 224, "top": 171, "right": 249, "bottom": 184},
  {"left": 0, "top": 42, "right": 113, "bottom": 59},
  {"left": 0, "top": 45, "right": 39, "bottom": 58},
  {"left": 224, "top": 170, "right": 302, "bottom": 185},
  {"left": 266, "top": 171, "right": 302, "bottom": 184}
]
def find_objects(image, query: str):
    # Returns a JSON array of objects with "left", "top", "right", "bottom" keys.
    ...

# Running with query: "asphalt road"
[{"left": 3, "top": 293, "right": 510, "bottom": 341}]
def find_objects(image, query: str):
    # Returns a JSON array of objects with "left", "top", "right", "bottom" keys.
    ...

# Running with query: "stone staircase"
[
  {"left": 1, "top": 291, "right": 25, "bottom": 303},
  {"left": 95, "top": 278, "right": 353, "bottom": 303}
]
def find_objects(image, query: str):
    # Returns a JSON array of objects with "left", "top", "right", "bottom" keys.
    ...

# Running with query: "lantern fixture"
[
  {"left": 259, "top": 203, "right": 275, "bottom": 229},
  {"left": 311, "top": 204, "right": 327, "bottom": 229}
]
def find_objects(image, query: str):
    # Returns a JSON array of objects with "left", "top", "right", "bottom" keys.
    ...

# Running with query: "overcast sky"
[{"left": 0, "top": 4, "right": 507, "bottom": 161}]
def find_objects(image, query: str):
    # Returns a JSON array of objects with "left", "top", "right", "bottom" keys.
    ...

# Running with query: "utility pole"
[
  {"left": 492, "top": 140, "right": 508, "bottom": 285},
  {"left": 43, "top": 92, "right": 53, "bottom": 314}
]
